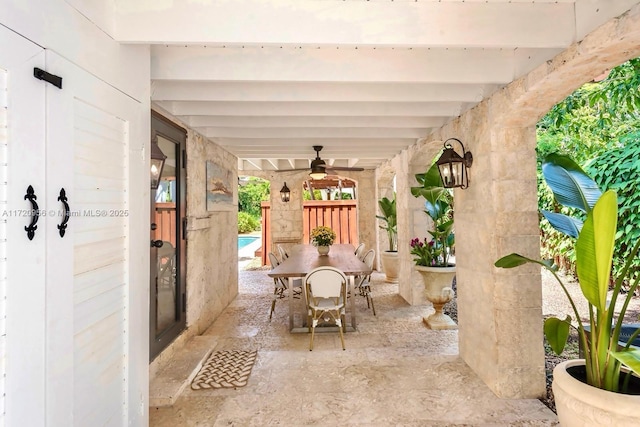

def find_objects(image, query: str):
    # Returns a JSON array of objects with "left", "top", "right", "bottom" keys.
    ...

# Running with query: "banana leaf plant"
[
  {"left": 496, "top": 153, "right": 640, "bottom": 392},
  {"left": 411, "top": 163, "right": 455, "bottom": 267},
  {"left": 376, "top": 194, "right": 397, "bottom": 252}
]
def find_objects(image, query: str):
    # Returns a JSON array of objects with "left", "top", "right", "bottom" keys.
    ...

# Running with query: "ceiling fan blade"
[
  {"left": 326, "top": 166, "right": 365, "bottom": 172},
  {"left": 274, "top": 168, "right": 312, "bottom": 172}
]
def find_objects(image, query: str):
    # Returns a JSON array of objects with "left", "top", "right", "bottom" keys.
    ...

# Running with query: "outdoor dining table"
[{"left": 268, "top": 243, "right": 371, "bottom": 333}]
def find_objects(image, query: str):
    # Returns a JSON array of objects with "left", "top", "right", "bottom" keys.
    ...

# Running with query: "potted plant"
[
  {"left": 377, "top": 193, "right": 399, "bottom": 283},
  {"left": 310, "top": 225, "right": 336, "bottom": 256},
  {"left": 495, "top": 154, "right": 640, "bottom": 426},
  {"left": 410, "top": 162, "right": 456, "bottom": 329}
]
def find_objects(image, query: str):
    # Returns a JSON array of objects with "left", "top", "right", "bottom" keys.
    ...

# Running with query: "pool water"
[{"left": 238, "top": 236, "right": 259, "bottom": 249}]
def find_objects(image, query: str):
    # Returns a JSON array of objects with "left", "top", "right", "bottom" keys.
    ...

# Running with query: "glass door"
[{"left": 150, "top": 113, "right": 187, "bottom": 360}]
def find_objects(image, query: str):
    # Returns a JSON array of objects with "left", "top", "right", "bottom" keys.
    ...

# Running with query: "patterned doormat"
[{"left": 191, "top": 350, "right": 258, "bottom": 390}]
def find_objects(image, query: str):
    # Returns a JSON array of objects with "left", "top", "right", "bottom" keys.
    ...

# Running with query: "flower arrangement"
[
  {"left": 310, "top": 226, "right": 336, "bottom": 247},
  {"left": 410, "top": 237, "right": 437, "bottom": 266}
]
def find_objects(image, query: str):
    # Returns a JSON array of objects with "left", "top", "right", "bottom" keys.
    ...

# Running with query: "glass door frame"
[{"left": 150, "top": 112, "right": 187, "bottom": 361}]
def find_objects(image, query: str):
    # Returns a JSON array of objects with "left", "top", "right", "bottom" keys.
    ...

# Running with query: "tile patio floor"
[{"left": 150, "top": 270, "right": 558, "bottom": 426}]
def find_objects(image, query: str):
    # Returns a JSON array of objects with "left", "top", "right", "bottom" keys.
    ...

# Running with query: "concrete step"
[{"left": 149, "top": 335, "right": 217, "bottom": 407}]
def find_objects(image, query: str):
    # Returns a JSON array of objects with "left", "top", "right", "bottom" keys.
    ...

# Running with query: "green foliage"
[
  {"left": 238, "top": 178, "right": 270, "bottom": 217},
  {"left": 303, "top": 189, "right": 323, "bottom": 200},
  {"left": 586, "top": 131, "right": 640, "bottom": 285},
  {"left": 237, "top": 211, "right": 260, "bottom": 234},
  {"left": 410, "top": 163, "right": 455, "bottom": 267},
  {"left": 376, "top": 194, "right": 397, "bottom": 251},
  {"left": 334, "top": 191, "right": 353, "bottom": 200},
  {"left": 536, "top": 58, "right": 640, "bottom": 274}
]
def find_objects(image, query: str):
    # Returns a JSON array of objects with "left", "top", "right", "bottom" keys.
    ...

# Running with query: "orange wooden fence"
[
  {"left": 154, "top": 202, "right": 177, "bottom": 245},
  {"left": 260, "top": 200, "right": 358, "bottom": 265}
]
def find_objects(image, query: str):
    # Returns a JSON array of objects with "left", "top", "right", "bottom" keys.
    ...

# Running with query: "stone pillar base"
[{"left": 423, "top": 312, "right": 458, "bottom": 330}]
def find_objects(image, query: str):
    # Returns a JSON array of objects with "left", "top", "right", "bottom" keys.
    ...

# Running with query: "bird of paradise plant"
[{"left": 495, "top": 153, "right": 640, "bottom": 392}]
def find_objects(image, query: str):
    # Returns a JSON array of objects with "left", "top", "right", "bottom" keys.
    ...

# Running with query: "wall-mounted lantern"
[
  {"left": 436, "top": 138, "right": 473, "bottom": 189},
  {"left": 280, "top": 182, "right": 291, "bottom": 202},
  {"left": 150, "top": 136, "right": 167, "bottom": 190}
]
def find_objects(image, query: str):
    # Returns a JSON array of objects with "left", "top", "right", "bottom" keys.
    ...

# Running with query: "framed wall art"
[{"left": 206, "top": 160, "right": 235, "bottom": 211}]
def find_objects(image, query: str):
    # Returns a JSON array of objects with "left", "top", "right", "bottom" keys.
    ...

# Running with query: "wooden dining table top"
[{"left": 268, "top": 244, "right": 371, "bottom": 278}]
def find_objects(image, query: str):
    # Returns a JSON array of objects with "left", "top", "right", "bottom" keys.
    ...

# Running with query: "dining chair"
[
  {"left": 356, "top": 249, "right": 376, "bottom": 316},
  {"left": 277, "top": 244, "right": 289, "bottom": 262},
  {"left": 157, "top": 241, "right": 176, "bottom": 299},
  {"left": 354, "top": 243, "right": 366, "bottom": 261},
  {"left": 304, "top": 266, "right": 348, "bottom": 351},
  {"left": 268, "top": 252, "right": 302, "bottom": 320}
]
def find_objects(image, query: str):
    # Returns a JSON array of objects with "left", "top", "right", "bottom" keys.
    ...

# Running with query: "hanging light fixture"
[
  {"left": 435, "top": 138, "right": 473, "bottom": 189},
  {"left": 309, "top": 166, "right": 327, "bottom": 180},
  {"left": 150, "top": 135, "right": 167, "bottom": 190},
  {"left": 279, "top": 182, "right": 291, "bottom": 202}
]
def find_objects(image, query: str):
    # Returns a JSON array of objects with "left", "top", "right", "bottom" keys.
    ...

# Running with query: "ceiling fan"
[{"left": 276, "top": 146, "right": 364, "bottom": 178}]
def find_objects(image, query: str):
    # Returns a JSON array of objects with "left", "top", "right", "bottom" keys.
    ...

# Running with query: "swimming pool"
[{"left": 238, "top": 235, "right": 259, "bottom": 249}]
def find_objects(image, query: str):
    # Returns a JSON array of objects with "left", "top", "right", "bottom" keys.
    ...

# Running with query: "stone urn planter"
[
  {"left": 379, "top": 251, "right": 398, "bottom": 283},
  {"left": 552, "top": 359, "right": 640, "bottom": 426},
  {"left": 414, "top": 265, "right": 456, "bottom": 330}
]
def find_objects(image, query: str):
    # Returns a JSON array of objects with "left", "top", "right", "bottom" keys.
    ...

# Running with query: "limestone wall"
[
  {"left": 380, "top": 4, "right": 640, "bottom": 399},
  {"left": 185, "top": 132, "right": 239, "bottom": 334},
  {"left": 150, "top": 108, "right": 239, "bottom": 339}
]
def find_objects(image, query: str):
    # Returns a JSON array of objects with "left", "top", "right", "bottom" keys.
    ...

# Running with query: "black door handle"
[
  {"left": 24, "top": 185, "right": 39, "bottom": 240},
  {"left": 57, "top": 188, "right": 70, "bottom": 238},
  {"left": 151, "top": 240, "right": 164, "bottom": 248}
]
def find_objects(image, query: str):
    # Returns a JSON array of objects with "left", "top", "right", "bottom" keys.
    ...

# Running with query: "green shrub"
[
  {"left": 238, "top": 178, "right": 269, "bottom": 217},
  {"left": 586, "top": 131, "right": 640, "bottom": 288},
  {"left": 238, "top": 212, "right": 260, "bottom": 233}
]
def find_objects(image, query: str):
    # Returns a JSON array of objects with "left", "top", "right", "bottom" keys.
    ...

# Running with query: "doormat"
[{"left": 191, "top": 350, "right": 258, "bottom": 390}]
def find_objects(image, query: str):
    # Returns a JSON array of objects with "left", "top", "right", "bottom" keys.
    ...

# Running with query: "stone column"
[{"left": 455, "top": 123, "right": 545, "bottom": 398}]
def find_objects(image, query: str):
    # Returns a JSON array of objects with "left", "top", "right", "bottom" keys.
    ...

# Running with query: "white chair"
[
  {"left": 277, "top": 244, "right": 289, "bottom": 262},
  {"left": 354, "top": 243, "right": 366, "bottom": 261},
  {"left": 304, "top": 266, "right": 348, "bottom": 351},
  {"left": 268, "top": 252, "right": 302, "bottom": 320},
  {"left": 356, "top": 249, "right": 376, "bottom": 316}
]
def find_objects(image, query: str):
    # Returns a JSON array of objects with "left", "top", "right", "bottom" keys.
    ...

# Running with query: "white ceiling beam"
[
  {"left": 183, "top": 116, "right": 449, "bottom": 129},
  {"left": 244, "top": 159, "right": 262, "bottom": 170},
  {"left": 152, "top": 81, "right": 495, "bottom": 103},
  {"left": 151, "top": 46, "right": 515, "bottom": 84},
  {"left": 264, "top": 159, "right": 279, "bottom": 170},
  {"left": 163, "top": 101, "right": 462, "bottom": 117},
  {"left": 347, "top": 158, "right": 360, "bottom": 168},
  {"left": 117, "top": 1, "right": 575, "bottom": 48},
  {"left": 215, "top": 138, "right": 416, "bottom": 151},
  {"left": 198, "top": 127, "right": 431, "bottom": 139},
  {"left": 575, "top": 0, "right": 640, "bottom": 39}
]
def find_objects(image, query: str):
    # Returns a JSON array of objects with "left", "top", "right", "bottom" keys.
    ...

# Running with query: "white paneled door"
[
  {"left": 1, "top": 26, "right": 139, "bottom": 426},
  {"left": 1, "top": 24, "right": 47, "bottom": 427}
]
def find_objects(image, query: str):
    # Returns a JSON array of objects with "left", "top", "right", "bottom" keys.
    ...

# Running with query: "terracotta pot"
[
  {"left": 380, "top": 251, "right": 399, "bottom": 283},
  {"left": 552, "top": 359, "right": 640, "bottom": 426},
  {"left": 317, "top": 245, "right": 330, "bottom": 256},
  {"left": 414, "top": 265, "right": 456, "bottom": 330}
]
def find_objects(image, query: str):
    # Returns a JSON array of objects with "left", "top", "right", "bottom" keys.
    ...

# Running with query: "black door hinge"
[{"left": 33, "top": 68, "right": 62, "bottom": 89}]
